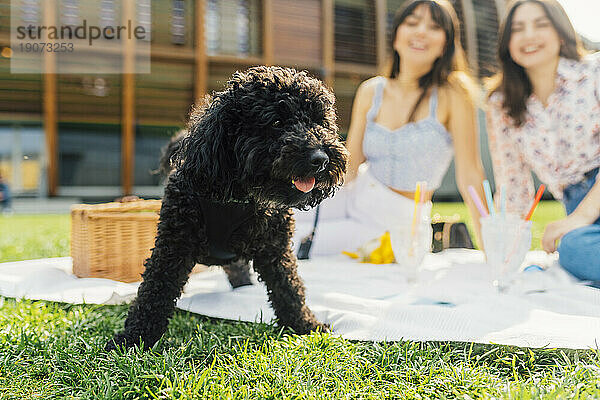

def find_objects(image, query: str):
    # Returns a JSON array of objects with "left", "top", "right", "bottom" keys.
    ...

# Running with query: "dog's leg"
[
  {"left": 106, "top": 188, "right": 204, "bottom": 351},
  {"left": 222, "top": 258, "right": 253, "bottom": 288},
  {"left": 253, "top": 244, "right": 328, "bottom": 334}
]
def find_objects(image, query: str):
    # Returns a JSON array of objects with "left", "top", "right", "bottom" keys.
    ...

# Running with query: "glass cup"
[
  {"left": 480, "top": 214, "right": 532, "bottom": 292},
  {"left": 390, "top": 213, "right": 432, "bottom": 283}
]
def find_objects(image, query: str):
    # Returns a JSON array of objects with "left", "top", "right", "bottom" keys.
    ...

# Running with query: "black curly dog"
[{"left": 106, "top": 66, "right": 348, "bottom": 351}]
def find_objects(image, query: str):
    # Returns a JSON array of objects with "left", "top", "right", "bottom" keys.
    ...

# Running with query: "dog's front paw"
[
  {"left": 310, "top": 321, "right": 330, "bottom": 334},
  {"left": 105, "top": 332, "right": 142, "bottom": 352},
  {"left": 292, "top": 318, "right": 330, "bottom": 335}
]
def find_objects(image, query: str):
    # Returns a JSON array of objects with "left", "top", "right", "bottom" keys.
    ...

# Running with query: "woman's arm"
[
  {"left": 542, "top": 52, "right": 600, "bottom": 252},
  {"left": 446, "top": 84, "right": 486, "bottom": 247},
  {"left": 344, "top": 80, "right": 375, "bottom": 182},
  {"left": 542, "top": 178, "right": 600, "bottom": 252}
]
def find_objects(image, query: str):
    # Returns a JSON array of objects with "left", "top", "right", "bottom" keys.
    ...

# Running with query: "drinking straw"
[
  {"left": 467, "top": 185, "right": 489, "bottom": 218},
  {"left": 524, "top": 184, "right": 546, "bottom": 221},
  {"left": 409, "top": 182, "right": 422, "bottom": 257},
  {"left": 500, "top": 184, "right": 506, "bottom": 218},
  {"left": 483, "top": 180, "right": 496, "bottom": 217},
  {"left": 414, "top": 181, "right": 427, "bottom": 234},
  {"left": 410, "top": 182, "right": 422, "bottom": 237},
  {"left": 419, "top": 181, "right": 427, "bottom": 204},
  {"left": 504, "top": 185, "right": 545, "bottom": 264}
]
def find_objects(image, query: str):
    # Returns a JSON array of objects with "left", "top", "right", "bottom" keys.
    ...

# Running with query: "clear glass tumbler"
[
  {"left": 390, "top": 213, "right": 432, "bottom": 283},
  {"left": 480, "top": 214, "right": 532, "bottom": 292}
]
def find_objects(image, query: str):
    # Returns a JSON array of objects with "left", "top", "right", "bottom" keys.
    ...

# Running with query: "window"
[
  {"left": 206, "top": 0, "right": 220, "bottom": 53},
  {"left": 171, "top": 0, "right": 186, "bottom": 45},
  {"left": 99, "top": 0, "right": 116, "bottom": 28},
  {"left": 137, "top": 0, "right": 152, "bottom": 41},
  {"left": 236, "top": 0, "right": 249, "bottom": 55},
  {"left": 205, "top": 0, "right": 261, "bottom": 57},
  {"left": 58, "top": 123, "right": 121, "bottom": 187},
  {"left": 19, "top": 0, "right": 40, "bottom": 26},
  {"left": 61, "top": 0, "right": 79, "bottom": 27},
  {"left": 334, "top": 1, "right": 376, "bottom": 65}
]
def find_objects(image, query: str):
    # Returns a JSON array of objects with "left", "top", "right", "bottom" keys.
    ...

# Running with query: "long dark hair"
[
  {"left": 389, "top": 0, "right": 471, "bottom": 122},
  {"left": 490, "top": 0, "right": 584, "bottom": 127}
]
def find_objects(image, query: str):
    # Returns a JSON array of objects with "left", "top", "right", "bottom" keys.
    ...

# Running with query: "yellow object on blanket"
[{"left": 342, "top": 231, "right": 395, "bottom": 264}]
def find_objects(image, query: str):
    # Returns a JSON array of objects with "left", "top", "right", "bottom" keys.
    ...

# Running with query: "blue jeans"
[
  {"left": 557, "top": 167, "right": 600, "bottom": 281},
  {"left": 0, "top": 183, "right": 10, "bottom": 210}
]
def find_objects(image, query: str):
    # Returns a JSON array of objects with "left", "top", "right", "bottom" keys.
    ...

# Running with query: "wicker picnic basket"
[{"left": 71, "top": 200, "right": 162, "bottom": 282}]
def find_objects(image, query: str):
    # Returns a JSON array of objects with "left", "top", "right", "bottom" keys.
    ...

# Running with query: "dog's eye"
[{"left": 273, "top": 120, "right": 281, "bottom": 127}]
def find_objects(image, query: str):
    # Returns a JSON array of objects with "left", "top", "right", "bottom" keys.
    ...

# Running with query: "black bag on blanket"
[{"left": 431, "top": 221, "right": 475, "bottom": 253}]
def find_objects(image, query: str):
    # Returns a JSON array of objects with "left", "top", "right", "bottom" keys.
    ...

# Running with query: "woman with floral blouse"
[{"left": 486, "top": 0, "right": 600, "bottom": 282}]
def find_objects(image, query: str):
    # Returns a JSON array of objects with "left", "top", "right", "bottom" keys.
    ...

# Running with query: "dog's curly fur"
[{"left": 106, "top": 66, "right": 348, "bottom": 351}]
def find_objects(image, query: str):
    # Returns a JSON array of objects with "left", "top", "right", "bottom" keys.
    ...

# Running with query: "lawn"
[
  {"left": 431, "top": 201, "right": 566, "bottom": 251},
  {"left": 2, "top": 203, "right": 600, "bottom": 399}
]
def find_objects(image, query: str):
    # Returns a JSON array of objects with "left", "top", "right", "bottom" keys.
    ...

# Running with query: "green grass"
[
  {"left": 0, "top": 214, "right": 70, "bottom": 262},
  {"left": 0, "top": 202, "right": 564, "bottom": 262},
  {"left": 2, "top": 204, "right": 600, "bottom": 399},
  {"left": 432, "top": 201, "right": 566, "bottom": 250}
]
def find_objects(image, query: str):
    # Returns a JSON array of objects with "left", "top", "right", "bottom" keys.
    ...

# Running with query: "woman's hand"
[
  {"left": 543, "top": 178, "right": 600, "bottom": 252},
  {"left": 542, "top": 214, "right": 590, "bottom": 253}
]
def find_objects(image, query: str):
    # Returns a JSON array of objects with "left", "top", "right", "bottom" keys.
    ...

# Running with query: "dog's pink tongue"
[{"left": 294, "top": 177, "right": 316, "bottom": 193}]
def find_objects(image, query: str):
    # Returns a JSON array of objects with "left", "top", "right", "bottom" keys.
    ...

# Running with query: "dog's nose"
[{"left": 309, "top": 150, "right": 329, "bottom": 172}]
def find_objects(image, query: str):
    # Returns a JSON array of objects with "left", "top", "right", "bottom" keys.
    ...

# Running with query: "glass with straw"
[
  {"left": 390, "top": 181, "right": 432, "bottom": 283},
  {"left": 471, "top": 182, "right": 545, "bottom": 291}
]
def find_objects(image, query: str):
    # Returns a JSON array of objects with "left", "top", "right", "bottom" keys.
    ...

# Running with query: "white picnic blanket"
[{"left": 1, "top": 250, "right": 599, "bottom": 350}]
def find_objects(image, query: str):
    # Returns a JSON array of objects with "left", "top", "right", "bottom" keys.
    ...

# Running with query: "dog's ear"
[{"left": 176, "top": 99, "right": 243, "bottom": 200}]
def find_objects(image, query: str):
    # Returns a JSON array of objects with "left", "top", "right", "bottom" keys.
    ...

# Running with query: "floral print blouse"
[{"left": 486, "top": 53, "right": 600, "bottom": 216}]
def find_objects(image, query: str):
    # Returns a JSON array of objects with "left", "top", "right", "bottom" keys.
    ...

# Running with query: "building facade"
[{"left": 0, "top": 0, "right": 502, "bottom": 198}]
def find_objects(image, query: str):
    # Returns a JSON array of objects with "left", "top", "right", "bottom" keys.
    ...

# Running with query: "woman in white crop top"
[{"left": 293, "top": 0, "right": 487, "bottom": 256}]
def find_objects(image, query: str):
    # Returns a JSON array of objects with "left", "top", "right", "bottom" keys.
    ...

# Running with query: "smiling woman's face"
[
  {"left": 394, "top": 4, "right": 447, "bottom": 69},
  {"left": 508, "top": 2, "right": 561, "bottom": 70}
]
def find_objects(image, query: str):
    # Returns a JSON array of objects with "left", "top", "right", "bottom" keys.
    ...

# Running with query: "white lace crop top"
[{"left": 362, "top": 77, "right": 454, "bottom": 191}]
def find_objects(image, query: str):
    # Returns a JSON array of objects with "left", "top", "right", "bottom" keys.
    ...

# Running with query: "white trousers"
[{"left": 292, "top": 165, "right": 431, "bottom": 256}]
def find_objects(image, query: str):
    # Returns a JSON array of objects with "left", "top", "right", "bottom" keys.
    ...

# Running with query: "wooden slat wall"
[
  {"left": 1, "top": 0, "right": 506, "bottom": 196},
  {"left": 334, "top": 73, "right": 367, "bottom": 136},
  {"left": 262, "top": 0, "right": 273, "bottom": 64},
  {"left": 0, "top": 0, "right": 10, "bottom": 35},
  {"left": 136, "top": 61, "right": 194, "bottom": 125},
  {"left": 0, "top": 62, "right": 43, "bottom": 114},
  {"left": 121, "top": 0, "right": 135, "bottom": 195},
  {"left": 322, "top": 0, "right": 334, "bottom": 88},
  {"left": 57, "top": 75, "right": 121, "bottom": 123},
  {"left": 0, "top": 0, "right": 42, "bottom": 114},
  {"left": 272, "top": 0, "right": 321, "bottom": 66},
  {"left": 195, "top": 0, "right": 208, "bottom": 102},
  {"left": 208, "top": 64, "right": 242, "bottom": 93},
  {"left": 43, "top": 0, "right": 58, "bottom": 196}
]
